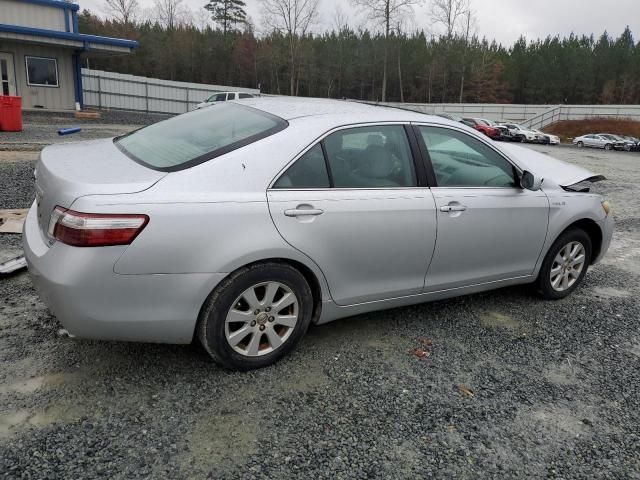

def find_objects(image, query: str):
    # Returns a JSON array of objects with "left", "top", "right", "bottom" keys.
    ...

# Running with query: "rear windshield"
[{"left": 115, "top": 103, "right": 287, "bottom": 171}]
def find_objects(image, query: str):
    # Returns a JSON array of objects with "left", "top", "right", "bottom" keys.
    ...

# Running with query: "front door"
[
  {"left": 268, "top": 124, "right": 437, "bottom": 306},
  {"left": 0, "top": 53, "right": 16, "bottom": 96},
  {"left": 414, "top": 124, "right": 549, "bottom": 291}
]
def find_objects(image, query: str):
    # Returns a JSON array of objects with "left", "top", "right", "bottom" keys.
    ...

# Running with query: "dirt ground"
[
  {"left": 545, "top": 118, "right": 640, "bottom": 142},
  {"left": 0, "top": 129, "right": 639, "bottom": 478}
]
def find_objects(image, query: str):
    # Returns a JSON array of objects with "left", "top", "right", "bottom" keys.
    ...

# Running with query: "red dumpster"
[{"left": 0, "top": 96, "right": 22, "bottom": 132}]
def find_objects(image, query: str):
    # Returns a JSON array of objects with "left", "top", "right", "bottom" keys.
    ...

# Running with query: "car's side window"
[
  {"left": 239, "top": 93, "right": 253, "bottom": 99},
  {"left": 418, "top": 126, "right": 517, "bottom": 188},
  {"left": 323, "top": 125, "right": 417, "bottom": 188},
  {"left": 273, "top": 144, "right": 330, "bottom": 189}
]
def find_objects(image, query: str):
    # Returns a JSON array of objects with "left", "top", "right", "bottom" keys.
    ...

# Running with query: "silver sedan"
[{"left": 24, "top": 98, "right": 614, "bottom": 370}]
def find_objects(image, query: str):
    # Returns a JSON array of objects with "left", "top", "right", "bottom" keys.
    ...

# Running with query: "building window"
[{"left": 25, "top": 56, "right": 59, "bottom": 87}]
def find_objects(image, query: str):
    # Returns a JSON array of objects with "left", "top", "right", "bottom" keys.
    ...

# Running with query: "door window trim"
[
  {"left": 269, "top": 122, "right": 428, "bottom": 190},
  {"left": 411, "top": 123, "right": 523, "bottom": 189}
]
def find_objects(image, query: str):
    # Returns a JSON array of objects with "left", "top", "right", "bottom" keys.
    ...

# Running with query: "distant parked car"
[
  {"left": 498, "top": 123, "right": 539, "bottom": 143},
  {"left": 533, "top": 129, "right": 561, "bottom": 145},
  {"left": 196, "top": 91, "right": 255, "bottom": 109},
  {"left": 573, "top": 134, "right": 616, "bottom": 150},
  {"left": 601, "top": 134, "right": 634, "bottom": 151},
  {"left": 622, "top": 136, "right": 640, "bottom": 151},
  {"left": 462, "top": 117, "right": 501, "bottom": 140},
  {"left": 479, "top": 118, "right": 514, "bottom": 141},
  {"left": 435, "top": 113, "right": 464, "bottom": 122}
]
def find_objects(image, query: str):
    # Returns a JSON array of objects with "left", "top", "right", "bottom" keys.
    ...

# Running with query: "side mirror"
[{"left": 521, "top": 170, "right": 543, "bottom": 191}]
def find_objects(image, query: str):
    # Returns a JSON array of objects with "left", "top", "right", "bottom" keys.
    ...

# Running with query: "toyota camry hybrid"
[{"left": 23, "top": 98, "right": 614, "bottom": 370}]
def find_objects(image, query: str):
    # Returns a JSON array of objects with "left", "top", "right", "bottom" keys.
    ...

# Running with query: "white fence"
[
  {"left": 381, "top": 102, "right": 640, "bottom": 128},
  {"left": 80, "top": 70, "right": 640, "bottom": 125},
  {"left": 81, "top": 69, "right": 260, "bottom": 114}
]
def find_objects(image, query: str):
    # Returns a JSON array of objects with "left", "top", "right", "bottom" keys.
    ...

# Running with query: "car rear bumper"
[{"left": 23, "top": 203, "right": 225, "bottom": 344}]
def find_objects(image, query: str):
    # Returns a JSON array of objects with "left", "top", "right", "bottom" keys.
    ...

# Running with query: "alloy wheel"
[
  {"left": 550, "top": 242, "right": 586, "bottom": 292},
  {"left": 224, "top": 282, "right": 299, "bottom": 357}
]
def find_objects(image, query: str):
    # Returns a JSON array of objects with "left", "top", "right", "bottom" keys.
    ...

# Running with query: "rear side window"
[
  {"left": 274, "top": 125, "right": 417, "bottom": 189},
  {"left": 273, "top": 144, "right": 330, "bottom": 188},
  {"left": 324, "top": 126, "right": 416, "bottom": 188},
  {"left": 239, "top": 93, "right": 253, "bottom": 99},
  {"left": 116, "top": 103, "right": 287, "bottom": 171}
]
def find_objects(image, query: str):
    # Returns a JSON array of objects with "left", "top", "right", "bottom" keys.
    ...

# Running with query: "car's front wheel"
[
  {"left": 538, "top": 229, "right": 592, "bottom": 300},
  {"left": 198, "top": 263, "right": 313, "bottom": 370},
  {"left": 605, "top": 144, "right": 613, "bottom": 151},
  {"left": 576, "top": 141, "right": 584, "bottom": 148}
]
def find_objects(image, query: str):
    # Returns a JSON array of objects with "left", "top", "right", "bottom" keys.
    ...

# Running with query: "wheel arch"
[
  {"left": 556, "top": 218, "right": 603, "bottom": 265},
  {"left": 196, "top": 257, "right": 325, "bottom": 341}
]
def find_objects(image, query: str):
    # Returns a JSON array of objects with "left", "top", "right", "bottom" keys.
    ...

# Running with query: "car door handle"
[
  {"left": 284, "top": 208, "right": 324, "bottom": 217},
  {"left": 440, "top": 205, "right": 467, "bottom": 212}
]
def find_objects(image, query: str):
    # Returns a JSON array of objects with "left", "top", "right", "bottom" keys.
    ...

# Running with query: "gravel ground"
[
  {"left": 0, "top": 139, "right": 639, "bottom": 479},
  {"left": 0, "top": 110, "right": 170, "bottom": 151}
]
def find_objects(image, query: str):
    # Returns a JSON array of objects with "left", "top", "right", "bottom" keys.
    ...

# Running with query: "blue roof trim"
[
  {"left": 19, "top": 0, "right": 80, "bottom": 11},
  {"left": 0, "top": 24, "right": 138, "bottom": 49}
]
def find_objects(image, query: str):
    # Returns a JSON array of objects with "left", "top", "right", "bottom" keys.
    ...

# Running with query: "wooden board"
[
  {"left": 75, "top": 111, "right": 101, "bottom": 120},
  {"left": 0, "top": 209, "right": 29, "bottom": 234}
]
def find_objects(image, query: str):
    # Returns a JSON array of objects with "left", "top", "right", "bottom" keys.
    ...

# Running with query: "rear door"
[
  {"left": 414, "top": 124, "right": 549, "bottom": 291},
  {"left": 268, "top": 124, "right": 437, "bottom": 306}
]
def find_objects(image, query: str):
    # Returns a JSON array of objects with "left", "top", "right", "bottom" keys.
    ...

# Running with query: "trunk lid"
[
  {"left": 35, "top": 138, "right": 166, "bottom": 237},
  {"left": 498, "top": 143, "right": 605, "bottom": 187}
]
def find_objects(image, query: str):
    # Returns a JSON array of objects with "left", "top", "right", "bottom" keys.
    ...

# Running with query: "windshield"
[{"left": 116, "top": 103, "right": 287, "bottom": 171}]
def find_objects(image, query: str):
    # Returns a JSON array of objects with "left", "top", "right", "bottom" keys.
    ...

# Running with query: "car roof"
[{"left": 232, "top": 96, "right": 440, "bottom": 123}]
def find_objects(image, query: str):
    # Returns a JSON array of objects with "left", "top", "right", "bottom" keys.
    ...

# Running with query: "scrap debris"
[
  {"left": 0, "top": 256, "right": 27, "bottom": 276},
  {"left": 58, "top": 127, "right": 82, "bottom": 136},
  {"left": 458, "top": 385, "right": 475, "bottom": 398},
  {"left": 409, "top": 347, "right": 430, "bottom": 359},
  {"left": 0, "top": 209, "right": 28, "bottom": 234}
]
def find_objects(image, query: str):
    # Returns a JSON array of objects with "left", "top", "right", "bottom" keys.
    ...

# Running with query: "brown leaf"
[
  {"left": 409, "top": 348, "right": 430, "bottom": 359},
  {"left": 458, "top": 385, "right": 475, "bottom": 398},
  {"left": 419, "top": 337, "right": 433, "bottom": 347}
]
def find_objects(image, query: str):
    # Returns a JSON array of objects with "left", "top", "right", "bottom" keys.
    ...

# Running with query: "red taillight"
[{"left": 48, "top": 207, "right": 149, "bottom": 247}]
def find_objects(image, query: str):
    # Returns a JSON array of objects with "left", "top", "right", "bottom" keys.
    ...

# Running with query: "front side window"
[
  {"left": 25, "top": 56, "right": 58, "bottom": 87},
  {"left": 418, "top": 126, "right": 516, "bottom": 188},
  {"left": 116, "top": 103, "right": 287, "bottom": 171}
]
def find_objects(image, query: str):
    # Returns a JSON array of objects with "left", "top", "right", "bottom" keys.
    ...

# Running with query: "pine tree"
[{"left": 205, "top": 0, "right": 247, "bottom": 36}]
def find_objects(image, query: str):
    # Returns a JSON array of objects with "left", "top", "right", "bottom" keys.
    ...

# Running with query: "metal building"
[{"left": 0, "top": 0, "right": 137, "bottom": 110}]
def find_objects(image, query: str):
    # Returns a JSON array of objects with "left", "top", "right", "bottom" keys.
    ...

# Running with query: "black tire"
[
  {"left": 605, "top": 144, "right": 612, "bottom": 151},
  {"left": 537, "top": 228, "right": 592, "bottom": 300},
  {"left": 576, "top": 141, "right": 584, "bottom": 148},
  {"left": 519, "top": 136, "right": 526, "bottom": 143},
  {"left": 197, "top": 263, "right": 313, "bottom": 370}
]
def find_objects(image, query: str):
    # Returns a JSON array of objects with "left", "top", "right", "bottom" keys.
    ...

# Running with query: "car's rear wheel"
[
  {"left": 538, "top": 229, "right": 592, "bottom": 300},
  {"left": 198, "top": 263, "right": 313, "bottom": 370},
  {"left": 605, "top": 144, "right": 612, "bottom": 151},
  {"left": 576, "top": 141, "right": 584, "bottom": 148}
]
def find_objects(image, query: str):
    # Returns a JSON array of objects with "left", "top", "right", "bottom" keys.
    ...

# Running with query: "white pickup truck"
[{"left": 195, "top": 92, "right": 255, "bottom": 109}]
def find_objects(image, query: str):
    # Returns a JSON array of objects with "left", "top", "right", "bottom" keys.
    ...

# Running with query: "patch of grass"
[{"left": 545, "top": 117, "right": 640, "bottom": 142}]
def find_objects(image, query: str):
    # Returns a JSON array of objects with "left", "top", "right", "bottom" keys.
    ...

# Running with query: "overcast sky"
[{"left": 79, "top": 0, "right": 639, "bottom": 45}]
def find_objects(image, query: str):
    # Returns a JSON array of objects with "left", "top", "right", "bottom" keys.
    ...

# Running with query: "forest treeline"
[{"left": 79, "top": 11, "right": 640, "bottom": 105}]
